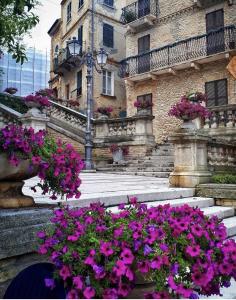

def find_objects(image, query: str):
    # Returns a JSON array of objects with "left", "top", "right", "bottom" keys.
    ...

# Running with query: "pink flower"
[
  {"left": 138, "top": 261, "right": 150, "bottom": 273},
  {"left": 103, "top": 288, "right": 118, "bottom": 299},
  {"left": 121, "top": 248, "right": 134, "bottom": 265},
  {"left": 150, "top": 256, "right": 162, "bottom": 270},
  {"left": 38, "top": 245, "right": 47, "bottom": 255},
  {"left": 83, "top": 287, "right": 95, "bottom": 299},
  {"left": 84, "top": 255, "right": 95, "bottom": 266},
  {"left": 100, "top": 241, "right": 114, "bottom": 257},
  {"left": 73, "top": 276, "right": 83, "bottom": 290},
  {"left": 125, "top": 268, "right": 134, "bottom": 281},
  {"left": 59, "top": 265, "right": 71, "bottom": 281},
  {"left": 186, "top": 245, "right": 201, "bottom": 257},
  {"left": 113, "top": 260, "right": 127, "bottom": 277},
  {"left": 67, "top": 289, "right": 78, "bottom": 299}
]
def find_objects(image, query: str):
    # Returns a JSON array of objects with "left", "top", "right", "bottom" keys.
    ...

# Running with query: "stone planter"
[
  {"left": 97, "top": 113, "right": 109, "bottom": 120},
  {"left": 127, "top": 272, "right": 155, "bottom": 299},
  {"left": 181, "top": 119, "right": 197, "bottom": 130},
  {"left": 112, "top": 148, "right": 124, "bottom": 164},
  {"left": 25, "top": 101, "right": 41, "bottom": 109},
  {"left": 0, "top": 154, "right": 37, "bottom": 208},
  {"left": 137, "top": 109, "right": 150, "bottom": 116}
]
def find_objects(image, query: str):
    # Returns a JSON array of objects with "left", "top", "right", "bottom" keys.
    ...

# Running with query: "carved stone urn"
[{"left": 0, "top": 154, "right": 37, "bottom": 208}]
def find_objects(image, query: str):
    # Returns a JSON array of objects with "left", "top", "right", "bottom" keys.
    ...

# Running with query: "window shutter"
[
  {"left": 78, "top": 26, "right": 83, "bottom": 53},
  {"left": 205, "top": 81, "right": 216, "bottom": 107},
  {"left": 206, "top": 9, "right": 224, "bottom": 32},
  {"left": 103, "top": 24, "right": 114, "bottom": 48},
  {"left": 138, "top": 35, "right": 150, "bottom": 54},
  {"left": 77, "top": 70, "right": 82, "bottom": 96},
  {"left": 217, "top": 79, "right": 227, "bottom": 106},
  {"left": 78, "top": 0, "right": 84, "bottom": 9}
]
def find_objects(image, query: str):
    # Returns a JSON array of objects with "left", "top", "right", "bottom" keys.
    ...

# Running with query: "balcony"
[
  {"left": 119, "top": 25, "right": 236, "bottom": 82},
  {"left": 121, "top": 0, "right": 159, "bottom": 33},
  {"left": 194, "top": 0, "right": 232, "bottom": 8},
  {"left": 53, "top": 47, "right": 82, "bottom": 75}
]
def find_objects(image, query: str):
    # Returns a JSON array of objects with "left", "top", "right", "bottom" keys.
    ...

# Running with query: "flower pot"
[
  {"left": 0, "top": 154, "right": 37, "bottom": 208},
  {"left": 112, "top": 149, "right": 124, "bottom": 164},
  {"left": 181, "top": 119, "right": 197, "bottom": 130},
  {"left": 127, "top": 273, "right": 155, "bottom": 299},
  {"left": 137, "top": 109, "right": 150, "bottom": 116},
  {"left": 25, "top": 101, "right": 41, "bottom": 109},
  {"left": 6, "top": 89, "right": 17, "bottom": 95},
  {"left": 98, "top": 113, "right": 109, "bottom": 120}
]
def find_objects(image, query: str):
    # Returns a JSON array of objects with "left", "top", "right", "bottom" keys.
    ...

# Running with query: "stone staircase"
[{"left": 97, "top": 143, "right": 174, "bottom": 178}]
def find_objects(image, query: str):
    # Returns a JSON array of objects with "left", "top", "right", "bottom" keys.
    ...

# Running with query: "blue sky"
[{"left": 24, "top": 0, "right": 60, "bottom": 51}]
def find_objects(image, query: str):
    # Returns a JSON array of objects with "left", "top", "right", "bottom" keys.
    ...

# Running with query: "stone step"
[
  {"left": 36, "top": 187, "right": 195, "bottom": 208},
  {"left": 223, "top": 217, "right": 236, "bottom": 237},
  {"left": 201, "top": 206, "right": 235, "bottom": 219},
  {"left": 115, "top": 171, "right": 171, "bottom": 178},
  {"left": 126, "top": 166, "right": 173, "bottom": 172}
]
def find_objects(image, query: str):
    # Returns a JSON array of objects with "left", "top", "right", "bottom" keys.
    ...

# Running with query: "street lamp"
[
  {"left": 67, "top": 37, "right": 81, "bottom": 56},
  {"left": 68, "top": 38, "right": 108, "bottom": 170}
]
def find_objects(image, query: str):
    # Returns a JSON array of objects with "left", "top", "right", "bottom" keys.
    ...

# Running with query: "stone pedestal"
[
  {"left": 169, "top": 129, "right": 212, "bottom": 188},
  {"left": 20, "top": 108, "right": 49, "bottom": 131}
]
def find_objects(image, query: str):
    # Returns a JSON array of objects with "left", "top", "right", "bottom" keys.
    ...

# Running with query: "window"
[
  {"left": 78, "top": 25, "right": 83, "bottom": 53},
  {"left": 67, "top": 2, "right": 72, "bottom": 23},
  {"left": 103, "top": 0, "right": 114, "bottom": 7},
  {"left": 205, "top": 79, "right": 228, "bottom": 107},
  {"left": 78, "top": 0, "right": 84, "bottom": 10},
  {"left": 137, "top": 94, "right": 152, "bottom": 114},
  {"left": 103, "top": 23, "right": 114, "bottom": 48},
  {"left": 77, "top": 70, "right": 82, "bottom": 96},
  {"left": 102, "top": 70, "right": 114, "bottom": 96},
  {"left": 206, "top": 9, "right": 224, "bottom": 55},
  {"left": 66, "top": 84, "right": 70, "bottom": 99}
]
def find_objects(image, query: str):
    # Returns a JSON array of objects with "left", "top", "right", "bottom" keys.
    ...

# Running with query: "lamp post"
[{"left": 67, "top": 37, "right": 108, "bottom": 170}]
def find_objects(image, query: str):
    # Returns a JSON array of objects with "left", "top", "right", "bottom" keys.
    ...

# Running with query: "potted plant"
[
  {"left": 24, "top": 93, "right": 51, "bottom": 110},
  {"left": 97, "top": 106, "right": 113, "bottom": 119},
  {"left": 38, "top": 200, "right": 236, "bottom": 299},
  {"left": 4, "top": 87, "right": 18, "bottom": 95},
  {"left": 110, "top": 144, "right": 129, "bottom": 164},
  {"left": 168, "top": 92, "right": 211, "bottom": 129},
  {"left": 134, "top": 100, "right": 153, "bottom": 116},
  {"left": 0, "top": 124, "right": 84, "bottom": 208},
  {"left": 36, "top": 88, "right": 55, "bottom": 98}
]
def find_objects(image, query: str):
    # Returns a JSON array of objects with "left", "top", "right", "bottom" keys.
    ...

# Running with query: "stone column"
[
  {"left": 169, "top": 129, "right": 212, "bottom": 188},
  {"left": 19, "top": 108, "right": 49, "bottom": 131}
]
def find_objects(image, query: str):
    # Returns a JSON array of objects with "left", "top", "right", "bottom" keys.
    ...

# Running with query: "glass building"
[{"left": 0, "top": 48, "right": 50, "bottom": 96}]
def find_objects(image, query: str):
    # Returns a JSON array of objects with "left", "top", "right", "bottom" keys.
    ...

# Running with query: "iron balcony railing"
[
  {"left": 119, "top": 25, "right": 236, "bottom": 78},
  {"left": 53, "top": 47, "right": 82, "bottom": 73},
  {"left": 121, "top": 0, "right": 159, "bottom": 24}
]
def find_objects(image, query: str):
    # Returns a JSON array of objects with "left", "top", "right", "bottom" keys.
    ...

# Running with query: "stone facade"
[
  {"left": 48, "top": 0, "right": 127, "bottom": 117},
  {"left": 123, "top": 0, "right": 236, "bottom": 143}
]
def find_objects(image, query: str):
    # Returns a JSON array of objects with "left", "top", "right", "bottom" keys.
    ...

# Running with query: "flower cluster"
[
  {"left": 36, "top": 88, "right": 55, "bottom": 98},
  {"left": 38, "top": 201, "right": 236, "bottom": 299},
  {"left": 97, "top": 106, "right": 113, "bottom": 116},
  {"left": 134, "top": 100, "right": 153, "bottom": 109},
  {"left": 24, "top": 93, "right": 51, "bottom": 108},
  {"left": 68, "top": 99, "right": 80, "bottom": 108},
  {"left": 0, "top": 124, "right": 46, "bottom": 166},
  {"left": 4, "top": 87, "right": 18, "bottom": 95},
  {"left": 168, "top": 93, "right": 211, "bottom": 121},
  {"left": 0, "top": 124, "right": 84, "bottom": 200},
  {"left": 31, "top": 138, "right": 84, "bottom": 200},
  {"left": 110, "top": 144, "right": 129, "bottom": 156},
  {"left": 187, "top": 92, "right": 207, "bottom": 103}
]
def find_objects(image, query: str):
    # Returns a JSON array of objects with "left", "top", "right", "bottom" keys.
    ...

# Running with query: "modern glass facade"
[{"left": 0, "top": 48, "right": 50, "bottom": 96}]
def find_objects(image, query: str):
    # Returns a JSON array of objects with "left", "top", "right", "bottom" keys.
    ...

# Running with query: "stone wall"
[
  {"left": 125, "top": 1, "right": 236, "bottom": 57},
  {"left": 0, "top": 208, "right": 53, "bottom": 298},
  {"left": 126, "top": 60, "right": 236, "bottom": 143}
]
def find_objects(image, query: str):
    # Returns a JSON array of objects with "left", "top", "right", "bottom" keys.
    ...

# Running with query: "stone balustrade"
[
  {"left": 208, "top": 139, "right": 236, "bottom": 173},
  {"left": 203, "top": 104, "right": 236, "bottom": 141},
  {"left": 0, "top": 104, "right": 22, "bottom": 128},
  {"left": 94, "top": 115, "right": 155, "bottom": 146},
  {"left": 48, "top": 100, "right": 89, "bottom": 140}
]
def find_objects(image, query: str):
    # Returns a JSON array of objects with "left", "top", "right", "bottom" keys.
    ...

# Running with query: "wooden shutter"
[
  {"left": 205, "top": 79, "right": 228, "bottom": 107},
  {"left": 104, "top": 0, "right": 114, "bottom": 6},
  {"left": 103, "top": 24, "right": 114, "bottom": 48},
  {"left": 77, "top": 70, "right": 82, "bottom": 96},
  {"left": 216, "top": 79, "right": 227, "bottom": 106},
  {"left": 78, "top": 26, "right": 83, "bottom": 53},
  {"left": 205, "top": 81, "right": 216, "bottom": 107},
  {"left": 206, "top": 9, "right": 224, "bottom": 33},
  {"left": 138, "top": 35, "right": 150, "bottom": 54}
]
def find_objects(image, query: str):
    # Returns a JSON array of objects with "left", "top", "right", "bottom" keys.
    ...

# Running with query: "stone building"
[
  {"left": 48, "top": 0, "right": 127, "bottom": 117},
  {"left": 120, "top": 0, "right": 236, "bottom": 143}
]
